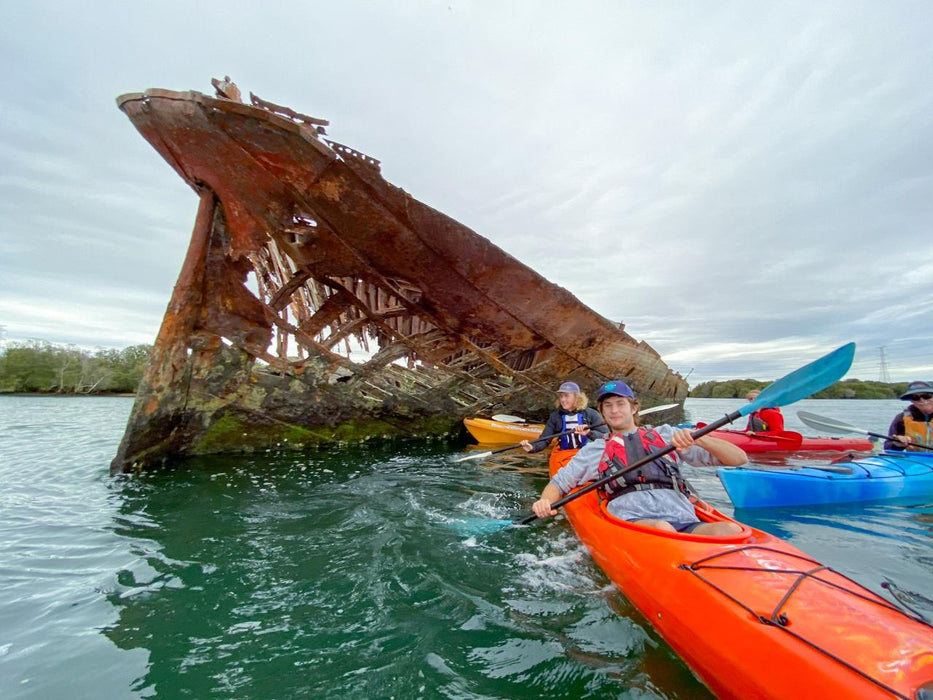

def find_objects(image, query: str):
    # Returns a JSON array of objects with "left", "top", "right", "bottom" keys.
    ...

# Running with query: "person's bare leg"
[
  {"left": 632, "top": 518, "right": 677, "bottom": 532},
  {"left": 693, "top": 521, "right": 743, "bottom": 536}
]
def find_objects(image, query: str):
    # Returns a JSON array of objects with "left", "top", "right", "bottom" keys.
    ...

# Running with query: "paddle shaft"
[
  {"left": 486, "top": 422, "right": 607, "bottom": 457},
  {"left": 744, "top": 431, "right": 800, "bottom": 443},
  {"left": 516, "top": 410, "right": 742, "bottom": 525},
  {"left": 867, "top": 431, "right": 932, "bottom": 451}
]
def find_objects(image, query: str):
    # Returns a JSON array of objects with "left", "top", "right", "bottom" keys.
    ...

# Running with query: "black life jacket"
[
  {"left": 596, "top": 428, "right": 685, "bottom": 501},
  {"left": 747, "top": 407, "right": 782, "bottom": 432},
  {"left": 747, "top": 412, "right": 769, "bottom": 432},
  {"left": 559, "top": 412, "right": 590, "bottom": 450}
]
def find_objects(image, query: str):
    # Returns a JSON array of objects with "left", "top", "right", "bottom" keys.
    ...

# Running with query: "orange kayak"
[
  {"left": 548, "top": 447, "right": 581, "bottom": 471},
  {"left": 463, "top": 417, "right": 543, "bottom": 444},
  {"left": 547, "top": 449, "right": 933, "bottom": 699}
]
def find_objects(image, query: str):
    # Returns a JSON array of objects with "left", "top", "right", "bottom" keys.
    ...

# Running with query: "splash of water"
[{"left": 446, "top": 517, "right": 515, "bottom": 537}]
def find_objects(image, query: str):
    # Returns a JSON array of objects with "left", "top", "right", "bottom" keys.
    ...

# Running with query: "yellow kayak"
[{"left": 463, "top": 417, "right": 543, "bottom": 444}]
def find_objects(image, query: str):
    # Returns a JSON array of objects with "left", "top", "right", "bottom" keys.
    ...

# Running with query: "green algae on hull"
[{"left": 194, "top": 412, "right": 462, "bottom": 455}]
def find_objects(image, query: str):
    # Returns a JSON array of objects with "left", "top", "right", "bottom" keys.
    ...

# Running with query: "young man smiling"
[{"left": 532, "top": 379, "right": 747, "bottom": 535}]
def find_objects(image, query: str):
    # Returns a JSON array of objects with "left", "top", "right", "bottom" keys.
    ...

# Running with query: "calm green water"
[{"left": 1, "top": 395, "right": 931, "bottom": 699}]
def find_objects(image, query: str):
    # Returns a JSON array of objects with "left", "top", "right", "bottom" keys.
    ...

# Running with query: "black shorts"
[{"left": 670, "top": 520, "right": 703, "bottom": 533}]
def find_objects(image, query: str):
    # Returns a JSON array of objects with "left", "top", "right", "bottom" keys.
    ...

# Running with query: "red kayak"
[
  {"left": 546, "top": 447, "right": 933, "bottom": 699},
  {"left": 703, "top": 428, "right": 873, "bottom": 454}
]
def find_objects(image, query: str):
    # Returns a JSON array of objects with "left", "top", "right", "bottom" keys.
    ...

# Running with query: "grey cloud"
[{"left": 2, "top": 1, "right": 932, "bottom": 385}]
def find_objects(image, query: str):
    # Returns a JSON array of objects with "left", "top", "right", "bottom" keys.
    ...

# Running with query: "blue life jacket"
[{"left": 559, "top": 412, "right": 590, "bottom": 450}]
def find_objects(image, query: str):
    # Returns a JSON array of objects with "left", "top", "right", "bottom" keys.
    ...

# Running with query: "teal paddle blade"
[
  {"left": 446, "top": 518, "right": 514, "bottom": 536},
  {"left": 739, "top": 342, "right": 855, "bottom": 417}
]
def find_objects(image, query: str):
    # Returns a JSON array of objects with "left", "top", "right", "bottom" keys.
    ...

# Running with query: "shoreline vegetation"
[
  {"left": 0, "top": 341, "right": 151, "bottom": 395},
  {"left": 0, "top": 341, "right": 913, "bottom": 400},
  {"left": 689, "top": 378, "right": 909, "bottom": 400}
]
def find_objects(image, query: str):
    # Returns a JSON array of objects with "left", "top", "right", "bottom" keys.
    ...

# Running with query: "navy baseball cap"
[
  {"left": 596, "top": 379, "right": 635, "bottom": 401},
  {"left": 556, "top": 381, "right": 580, "bottom": 394}
]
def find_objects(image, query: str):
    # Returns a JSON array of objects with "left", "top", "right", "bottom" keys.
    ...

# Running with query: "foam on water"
[{"left": 446, "top": 517, "right": 514, "bottom": 538}]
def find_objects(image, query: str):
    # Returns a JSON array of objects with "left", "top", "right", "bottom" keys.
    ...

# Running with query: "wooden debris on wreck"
[{"left": 110, "top": 77, "right": 687, "bottom": 474}]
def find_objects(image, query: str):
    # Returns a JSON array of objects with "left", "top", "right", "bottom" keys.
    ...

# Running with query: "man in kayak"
[
  {"left": 744, "top": 389, "right": 785, "bottom": 432},
  {"left": 532, "top": 379, "right": 747, "bottom": 534},
  {"left": 519, "top": 381, "right": 608, "bottom": 453},
  {"left": 885, "top": 380, "right": 933, "bottom": 451}
]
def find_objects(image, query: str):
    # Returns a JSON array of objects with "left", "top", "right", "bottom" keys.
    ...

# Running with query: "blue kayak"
[{"left": 718, "top": 451, "right": 933, "bottom": 508}]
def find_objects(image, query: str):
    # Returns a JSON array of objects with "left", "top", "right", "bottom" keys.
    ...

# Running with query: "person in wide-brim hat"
[
  {"left": 885, "top": 381, "right": 933, "bottom": 451},
  {"left": 899, "top": 380, "right": 933, "bottom": 400}
]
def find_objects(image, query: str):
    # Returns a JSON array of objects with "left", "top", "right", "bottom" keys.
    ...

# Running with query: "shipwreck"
[{"left": 110, "top": 78, "right": 687, "bottom": 474}]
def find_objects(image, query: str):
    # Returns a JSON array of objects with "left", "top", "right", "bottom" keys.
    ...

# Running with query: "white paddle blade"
[
  {"left": 454, "top": 451, "right": 493, "bottom": 463},
  {"left": 796, "top": 411, "right": 868, "bottom": 436},
  {"left": 491, "top": 414, "right": 526, "bottom": 423},
  {"left": 639, "top": 403, "right": 680, "bottom": 416}
]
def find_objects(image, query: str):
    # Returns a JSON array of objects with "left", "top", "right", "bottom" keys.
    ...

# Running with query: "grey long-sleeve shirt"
[{"left": 549, "top": 425, "right": 731, "bottom": 523}]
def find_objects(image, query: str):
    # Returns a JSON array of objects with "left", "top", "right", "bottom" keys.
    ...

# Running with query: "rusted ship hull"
[{"left": 111, "top": 80, "right": 686, "bottom": 473}]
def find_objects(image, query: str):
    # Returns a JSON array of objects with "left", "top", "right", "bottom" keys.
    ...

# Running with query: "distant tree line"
[
  {"left": 689, "top": 378, "right": 909, "bottom": 400},
  {"left": 0, "top": 341, "right": 152, "bottom": 394}
]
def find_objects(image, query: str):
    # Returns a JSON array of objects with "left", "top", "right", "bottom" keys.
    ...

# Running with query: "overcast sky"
[{"left": 2, "top": 1, "right": 931, "bottom": 386}]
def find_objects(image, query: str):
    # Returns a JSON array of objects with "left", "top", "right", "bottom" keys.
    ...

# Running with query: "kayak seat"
[{"left": 598, "top": 500, "right": 754, "bottom": 543}]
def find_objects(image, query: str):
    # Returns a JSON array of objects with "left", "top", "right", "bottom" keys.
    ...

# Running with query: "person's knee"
[
  {"left": 636, "top": 519, "right": 676, "bottom": 532},
  {"left": 698, "top": 522, "right": 742, "bottom": 536}
]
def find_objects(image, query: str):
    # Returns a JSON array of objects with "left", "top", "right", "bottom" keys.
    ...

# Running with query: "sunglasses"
[{"left": 910, "top": 393, "right": 933, "bottom": 401}]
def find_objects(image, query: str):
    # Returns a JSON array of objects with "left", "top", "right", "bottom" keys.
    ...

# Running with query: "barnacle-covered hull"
[{"left": 111, "top": 80, "right": 687, "bottom": 473}]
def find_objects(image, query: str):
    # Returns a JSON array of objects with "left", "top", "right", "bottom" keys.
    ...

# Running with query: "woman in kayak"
[
  {"left": 519, "top": 380, "right": 608, "bottom": 453},
  {"left": 885, "top": 380, "right": 933, "bottom": 451},
  {"left": 744, "top": 389, "right": 785, "bottom": 432},
  {"left": 532, "top": 379, "right": 747, "bottom": 534}
]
